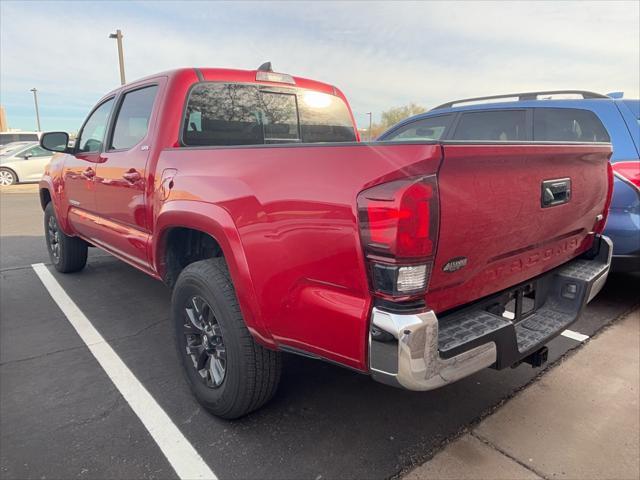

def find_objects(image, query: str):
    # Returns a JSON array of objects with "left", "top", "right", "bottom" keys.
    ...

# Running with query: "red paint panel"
[
  {"left": 427, "top": 144, "right": 611, "bottom": 313},
  {"left": 156, "top": 144, "right": 442, "bottom": 369}
]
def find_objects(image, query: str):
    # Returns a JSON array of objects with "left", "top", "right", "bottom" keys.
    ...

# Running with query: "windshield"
[
  {"left": 182, "top": 83, "right": 356, "bottom": 146},
  {"left": 0, "top": 142, "right": 32, "bottom": 157}
]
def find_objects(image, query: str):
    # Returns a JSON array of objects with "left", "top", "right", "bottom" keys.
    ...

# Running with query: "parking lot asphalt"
[{"left": 1, "top": 186, "right": 639, "bottom": 480}]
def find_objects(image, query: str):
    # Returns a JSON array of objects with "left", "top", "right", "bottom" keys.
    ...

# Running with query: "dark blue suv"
[{"left": 379, "top": 91, "right": 640, "bottom": 271}]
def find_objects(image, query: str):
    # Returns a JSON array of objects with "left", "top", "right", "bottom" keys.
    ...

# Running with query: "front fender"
[
  {"left": 39, "top": 155, "right": 75, "bottom": 236},
  {"left": 153, "top": 200, "right": 274, "bottom": 347}
]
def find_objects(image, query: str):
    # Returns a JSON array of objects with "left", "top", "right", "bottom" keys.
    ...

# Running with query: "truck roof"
[{"left": 103, "top": 67, "right": 342, "bottom": 99}]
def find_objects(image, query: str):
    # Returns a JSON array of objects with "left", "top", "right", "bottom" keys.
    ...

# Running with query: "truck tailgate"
[{"left": 427, "top": 144, "right": 611, "bottom": 313}]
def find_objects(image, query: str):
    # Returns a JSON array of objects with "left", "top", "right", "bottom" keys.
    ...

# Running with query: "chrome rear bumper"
[
  {"left": 369, "top": 235, "right": 612, "bottom": 391},
  {"left": 369, "top": 308, "right": 497, "bottom": 390}
]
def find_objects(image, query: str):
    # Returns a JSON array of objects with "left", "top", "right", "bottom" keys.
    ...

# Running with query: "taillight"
[
  {"left": 594, "top": 162, "right": 615, "bottom": 234},
  {"left": 612, "top": 161, "right": 640, "bottom": 190},
  {"left": 357, "top": 176, "right": 439, "bottom": 300}
]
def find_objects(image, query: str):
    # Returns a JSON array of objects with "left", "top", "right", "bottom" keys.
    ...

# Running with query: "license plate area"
[{"left": 486, "top": 282, "right": 537, "bottom": 324}]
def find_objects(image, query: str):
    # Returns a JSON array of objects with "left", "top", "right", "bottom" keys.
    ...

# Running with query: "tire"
[
  {"left": 44, "top": 202, "right": 88, "bottom": 273},
  {"left": 172, "top": 258, "right": 281, "bottom": 419},
  {"left": 0, "top": 168, "right": 17, "bottom": 186}
]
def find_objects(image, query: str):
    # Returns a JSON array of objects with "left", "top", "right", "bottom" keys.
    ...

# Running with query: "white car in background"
[
  {"left": 0, "top": 131, "right": 41, "bottom": 146},
  {"left": 0, "top": 142, "right": 53, "bottom": 186}
]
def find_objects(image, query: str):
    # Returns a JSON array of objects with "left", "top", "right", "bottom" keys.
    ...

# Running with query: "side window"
[
  {"left": 383, "top": 115, "right": 453, "bottom": 141},
  {"left": 110, "top": 86, "right": 158, "bottom": 150},
  {"left": 77, "top": 98, "right": 115, "bottom": 153},
  {"left": 452, "top": 110, "right": 527, "bottom": 141},
  {"left": 533, "top": 108, "right": 610, "bottom": 142},
  {"left": 24, "top": 145, "right": 50, "bottom": 157}
]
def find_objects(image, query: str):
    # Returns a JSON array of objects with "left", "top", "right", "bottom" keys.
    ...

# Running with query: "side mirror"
[
  {"left": 23, "top": 153, "right": 33, "bottom": 159},
  {"left": 40, "top": 131, "right": 70, "bottom": 153}
]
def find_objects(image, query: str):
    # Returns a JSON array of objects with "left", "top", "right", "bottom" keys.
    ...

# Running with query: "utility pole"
[
  {"left": 30, "top": 88, "right": 41, "bottom": 132},
  {"left": 366, "top": 112, "right": 372, "bottom": 141},
  {"left": 109, "top": 29, "right": 126, "bottom": 85}
]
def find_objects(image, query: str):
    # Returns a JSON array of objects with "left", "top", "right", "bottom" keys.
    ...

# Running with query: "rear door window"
[
  {"left": 383, "top": 115, "right": 453, "bottom": 141},
  {"left": 533, "top": 108, "right": 610, "bottom": 142},
  {"left": 452, "top": 110, "right": 527, "bottom": 141},
  {"left": 182, "top": 83, "right": 356, "bottom": 146},
  {"left": 110, "top": 85, "right": 158, "bottom": 150}
]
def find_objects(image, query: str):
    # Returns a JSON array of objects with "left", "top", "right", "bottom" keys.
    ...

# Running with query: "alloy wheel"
[
  {"left": 47, "top": 215, "right": 61, "bottom": 262},
  {"left": 183, "top": 295, "right": 227, "bottom": 388},
  {"left": 0, "top": 170, "right": 15, "bottom": 186}
]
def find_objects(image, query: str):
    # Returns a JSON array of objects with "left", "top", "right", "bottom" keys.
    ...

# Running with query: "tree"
[
  {"left": 365, "top": 103, "right": 427, "bottom": 140},
  {"left": 379, "top": 103, "right": 426, "bottom": 129}
]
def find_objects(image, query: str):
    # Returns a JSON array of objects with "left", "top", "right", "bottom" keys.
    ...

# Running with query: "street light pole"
[
  {"left": 366, "top": 112, "right": 372, "bottom": 141},
  {"left": 30, "top": 88, "right": 41, "bottom": 132},
  {"left": 109, "top": 29, "right": 126, "bottom": 85}
]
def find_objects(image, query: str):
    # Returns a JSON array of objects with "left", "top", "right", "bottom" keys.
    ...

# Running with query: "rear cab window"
[{"left": 182, "top": 83, "right": 356, "bottom": 146}]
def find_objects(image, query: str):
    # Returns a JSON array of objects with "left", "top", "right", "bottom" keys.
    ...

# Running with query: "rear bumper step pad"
[{"left": 369, "top": 235, "right": 611, "bottom": 390}]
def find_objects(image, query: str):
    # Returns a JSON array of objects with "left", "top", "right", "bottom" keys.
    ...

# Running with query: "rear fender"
[{"left": 153, "top": 200, "right": 274, "bottom": 347}]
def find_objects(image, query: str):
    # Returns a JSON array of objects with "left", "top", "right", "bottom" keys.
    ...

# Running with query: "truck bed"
[{"left": 156, "top": 141, "right": 611, "bottom": 369}]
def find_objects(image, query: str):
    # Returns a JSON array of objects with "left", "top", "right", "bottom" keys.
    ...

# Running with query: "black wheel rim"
[
  {"left": 183, "top": 295, "right": 227, "bottom": 388},
  {"left": 47, "top": 215, "right": 61, "bottom": 262}
]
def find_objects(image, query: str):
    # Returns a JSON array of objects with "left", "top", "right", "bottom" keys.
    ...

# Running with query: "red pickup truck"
[{"left": 39, "top": 65, "right": 613, "bottom": 418}]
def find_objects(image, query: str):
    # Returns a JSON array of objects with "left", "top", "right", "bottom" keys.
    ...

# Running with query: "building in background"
[{"left": 0, "top": 106, "right": 7, "bottom": 132}]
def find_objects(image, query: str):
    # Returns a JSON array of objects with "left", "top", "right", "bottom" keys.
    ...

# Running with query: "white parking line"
[
  {"left": 561, "top": 329, "right": 590, "bottom": 342},
  {"left": 31, "top": 263, "right": 217, "bottom": 480}
]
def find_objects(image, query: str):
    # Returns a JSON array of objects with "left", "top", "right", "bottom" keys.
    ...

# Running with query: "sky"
[{"left": 1, "top": 0, "right": 639, "bottom": 132}]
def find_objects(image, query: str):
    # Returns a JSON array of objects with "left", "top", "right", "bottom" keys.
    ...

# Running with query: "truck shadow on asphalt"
[{"left": 3, "top": 242, "right": 639, "bottom": 479}]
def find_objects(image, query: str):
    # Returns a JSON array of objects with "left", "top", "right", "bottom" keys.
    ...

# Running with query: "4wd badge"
[{"left": 443, "top": 257, "right": 468, "bottom": 273}]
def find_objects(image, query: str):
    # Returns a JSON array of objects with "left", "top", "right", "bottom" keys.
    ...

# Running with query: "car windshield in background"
[
  {"left": 182, "top": 83, "right": 356, "bottom": 146},
  {"left": 0, "top": 142, "right": 32, "bottom": 156}
]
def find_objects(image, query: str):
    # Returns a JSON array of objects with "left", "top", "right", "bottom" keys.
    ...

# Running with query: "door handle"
[
  {"left": 541, "top": 178, "right": 571, "bottom": 208},
  {"left": 82, "top": 167, "right": 95, "bottom": 178},
  {"left": 122, "top": 170, "right": 141, "bottom": 182}
]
